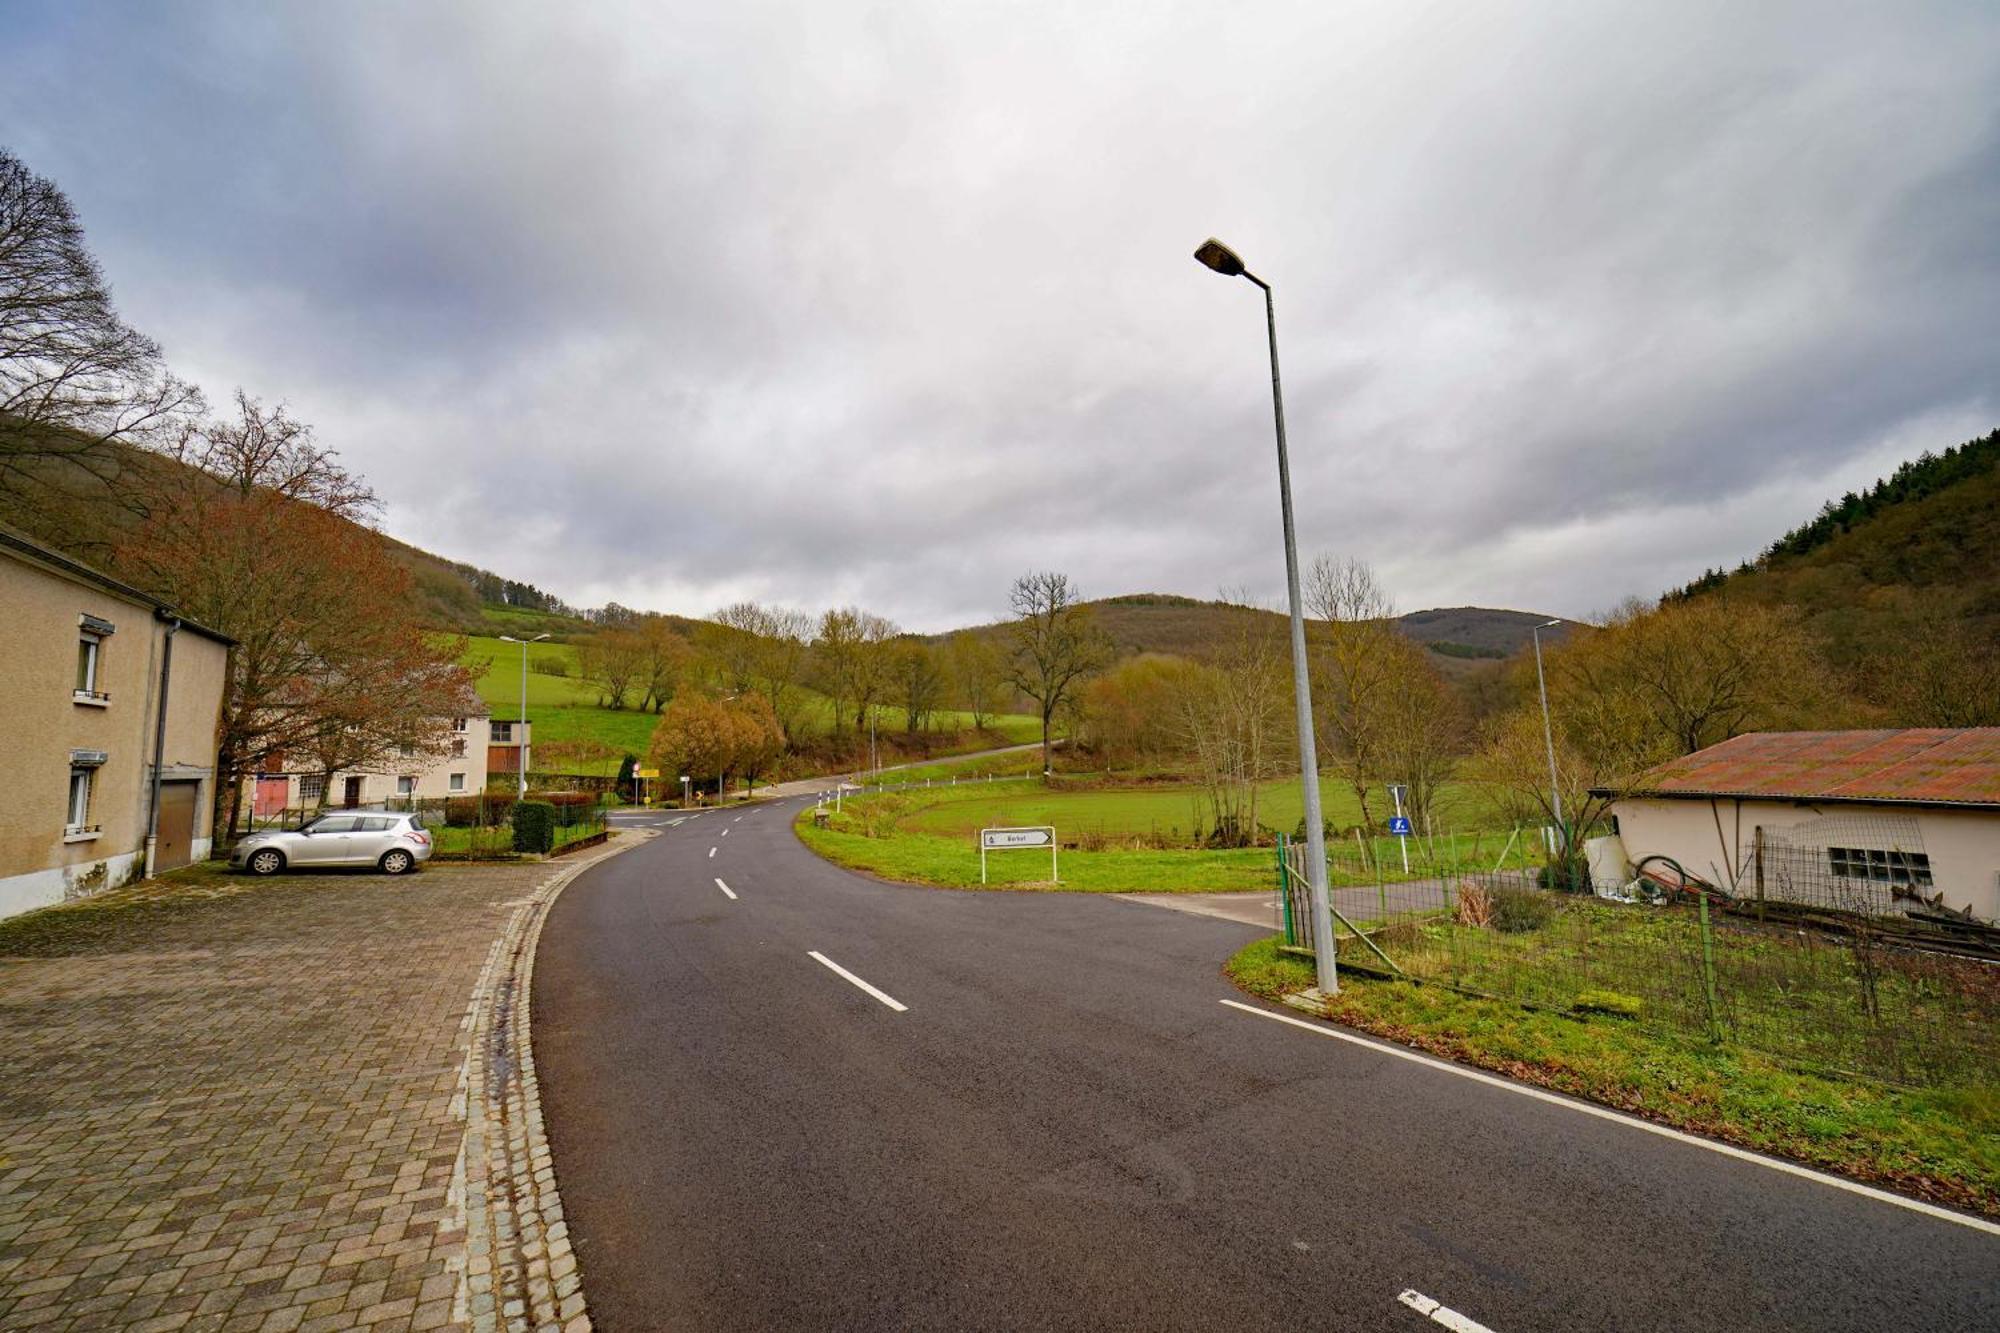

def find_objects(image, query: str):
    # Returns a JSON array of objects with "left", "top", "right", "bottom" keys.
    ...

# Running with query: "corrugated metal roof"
[{"left": 1612, "top": 729, "right": 2000, "bottom": 807}]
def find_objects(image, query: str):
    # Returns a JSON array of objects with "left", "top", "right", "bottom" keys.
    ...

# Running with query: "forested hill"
[{"left": 1664, "top": 427, "right": 2000, "bottom": 674}]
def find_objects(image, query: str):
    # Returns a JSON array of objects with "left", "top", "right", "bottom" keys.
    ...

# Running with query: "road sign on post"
[
  {"left": 980, "top": 826, "right": 1057, "bottom": 884},
  {"left": 1388, "top": 783, "right": 1412, "bottom": 873}
]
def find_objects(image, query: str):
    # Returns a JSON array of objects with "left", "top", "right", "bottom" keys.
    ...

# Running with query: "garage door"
[{"left": 156, "top": 781, "right": 198, "bottom": 872}]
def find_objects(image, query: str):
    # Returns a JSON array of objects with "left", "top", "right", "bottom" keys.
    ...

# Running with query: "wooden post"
[{"left": 1753, "top": 825, "right": 1766, "bottom": 923}]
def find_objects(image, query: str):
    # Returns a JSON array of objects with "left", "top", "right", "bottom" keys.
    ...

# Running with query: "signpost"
[
  {"left": 980, "top": 826, "right": 1057, "bottom": 885},
  {"left": 1387, "top": 783, "right": 1412, "bottom": 873},
  {"left": 635, "top": 767, "right": 659, "bottom": 805}
]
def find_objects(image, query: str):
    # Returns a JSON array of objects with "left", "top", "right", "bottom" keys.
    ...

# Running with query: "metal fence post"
[{"left": 1697, "top": 892, "right": 1723, "bottom": 1041}]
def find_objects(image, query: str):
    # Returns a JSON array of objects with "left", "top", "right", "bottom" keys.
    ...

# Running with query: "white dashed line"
[
  {"left": 713, "top": 877, "right": 737, "bottom": 900},
  {"left": 707, "top": 846, "right": 716, "bottom": 858},
  {"left": 1220, "top": 1000, "right": 2000, "bottom": 1236},
  {"left": 1398, "top": 1290, "right": 1496, "bottom": 1333},
  {"left": 721, "top": 828, "right": 728, "bottom": 837},
  {"left": 807, "top": 952, "right": 907, "bottom": 1012}
]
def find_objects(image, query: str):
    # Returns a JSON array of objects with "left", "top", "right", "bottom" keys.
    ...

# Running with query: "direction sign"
[
  {"left": 1388, "top": 816, "right": 1413, "bottom": 836},
  {"left": 634, "top": 767, "right": 660, "bottom": 779},
  {"left": 979, "top": 826, "right": 1058, "bottom": 884},
  {"left": 981, "top": 827, "right": 1053, "bottom": 849}
]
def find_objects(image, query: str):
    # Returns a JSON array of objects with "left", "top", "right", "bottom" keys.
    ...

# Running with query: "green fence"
[{"left": 1277, "top": 839, "right": 1999, "bottom": 1088}]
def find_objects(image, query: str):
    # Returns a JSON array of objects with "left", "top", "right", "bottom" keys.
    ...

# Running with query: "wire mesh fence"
[{"left": 1277, "top": 841, "right": 2000, "bottom": 1088}]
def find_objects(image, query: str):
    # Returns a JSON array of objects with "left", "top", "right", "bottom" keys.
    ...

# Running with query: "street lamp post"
[
  {"left": 1194, "top": 237, "right": 1338, "bottom": 997},
  {"left": 498, "top": 634, "right": 549, "bottom": 800},
  {"left": 1531, "top": 619, "right": 1565, "bottom": 864}
]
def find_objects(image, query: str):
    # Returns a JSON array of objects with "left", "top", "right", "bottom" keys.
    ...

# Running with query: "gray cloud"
[{"left": 4, "top": 1, "right": 1995, "bottom": 630}]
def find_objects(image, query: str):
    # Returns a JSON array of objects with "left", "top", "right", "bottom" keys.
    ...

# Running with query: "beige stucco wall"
[
  {"left": 0, "top": 548, "right": 228, "bottom": 918},
  {"left": 1611, "top": 795, "right": 1999, "bottom": 921}
]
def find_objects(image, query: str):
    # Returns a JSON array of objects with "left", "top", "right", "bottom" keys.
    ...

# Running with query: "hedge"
[{"left": 513, "top": 802, "right": 558, "bottom": 854}]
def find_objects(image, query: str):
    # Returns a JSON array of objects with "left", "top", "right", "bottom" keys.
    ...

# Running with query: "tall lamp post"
[
  {"left": 1194, "top": 237, "right": 1337, "bottom": 997},
  {"left": 498, "top": 633, "right": 549, "bottom": 800},
  {"left": 1530, "top": 619, "right": 1564, "bottom": 861}
]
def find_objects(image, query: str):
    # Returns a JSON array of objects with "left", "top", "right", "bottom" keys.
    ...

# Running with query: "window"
[
  {"left": 491, "top": 722, "right": 514, "bottom": 743},
  {"left": 448, "top": 773, "right": 466, "bottom": 793},
  {"left": 299, "top": 773, "right": 326, "bottom": 803},
  {"left": 74, "top": 633, "right": 108, "bottom": 702},
  {"left": 67, "top": 766, "right": 94, "bottom": 832},
  {"left": 304, "top": 815, "right": 359, "bottom": 834},
  {"left": 396, "top": 776, "right": 415, "bottom": 796},
  {"left": 450, "top": 738, "right": 467, "bottom": 759},
  {"left": 1828, "top": 847, "right": 1932, "bottom": 888},
  {"left": 452, "top": 717, "right": 468, "bottom": 733},
  {"left": 358, "top": 816, "right": 398, "bottom": 832}
]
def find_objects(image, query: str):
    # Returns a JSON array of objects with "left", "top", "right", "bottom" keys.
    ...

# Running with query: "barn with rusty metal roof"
[{"left": 1595, "top": 729, "right": 2000, "bottom": 922}]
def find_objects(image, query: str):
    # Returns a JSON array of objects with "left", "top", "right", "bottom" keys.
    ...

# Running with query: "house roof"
[
  {"left": 0, "top": 520, "right": 236, "bottom": 647},
  {"left": 1603, "top": 729, "right": 2000, "bottom": 810}
]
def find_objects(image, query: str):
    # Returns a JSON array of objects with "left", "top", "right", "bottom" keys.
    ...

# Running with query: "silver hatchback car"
[{"left": 232, "top": 811, "right": 434, "bottom": 876}]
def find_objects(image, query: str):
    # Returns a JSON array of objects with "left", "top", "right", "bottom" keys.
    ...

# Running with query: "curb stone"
[{"left": 452, "top": 831, "right": 652, "bottom": 1333}]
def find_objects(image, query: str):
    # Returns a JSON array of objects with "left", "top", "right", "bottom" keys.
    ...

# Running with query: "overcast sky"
[{"left": 4, "top": 2, "right": 1996, "bottom": 630}]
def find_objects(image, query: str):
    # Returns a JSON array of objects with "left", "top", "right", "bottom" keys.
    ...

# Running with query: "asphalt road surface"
[{"left": 537, "top": 798, "right": 1998, "bottom": 1332}]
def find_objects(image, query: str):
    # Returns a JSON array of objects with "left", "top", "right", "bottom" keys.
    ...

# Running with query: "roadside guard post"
[{"left": 980, "top": 826, "right": 1057, "bottom": 884}]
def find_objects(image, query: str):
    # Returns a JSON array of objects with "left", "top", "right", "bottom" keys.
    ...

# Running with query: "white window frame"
[
  {"left": 65, "top": 766, "right": 98, "bottom": 839},
  {"left": 74, "top": 632, "right": 109, "bottom": 705},
  {"left": 396, "top": 775, "right": 416, "bottom": 796},
  {"left": 448, "top": 773, "right": 466, "bottom": 793},
  {"left": 299, "top": 773, "right": 327, "bottom": 803},
  {"left": 491, "top": 721, "right": 514, "bottom": 743}
]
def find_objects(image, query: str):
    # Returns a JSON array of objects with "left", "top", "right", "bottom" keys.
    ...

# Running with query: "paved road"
[{"left": 535, "top": 797, "right": 1998, "bottom": 1332}]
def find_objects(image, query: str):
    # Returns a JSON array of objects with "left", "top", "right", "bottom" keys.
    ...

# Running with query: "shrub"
[
  {"left": 513, "top": 802, "right": 558, "bottom": 854},
  {"left": 443, "top": 795, "right": 515, "bottom": 828},
  {"left": 530, "top": 790, "right": 596, "bottom": 815},
  {"left": 1454, "top": 882, "right": 1495, "bottom": 928},
  {"left": 1492, "top": 886, "right": 1556, "bottom": 933},
  {"left": 532, "top": 652, "right": 570, "bottom": 677}
]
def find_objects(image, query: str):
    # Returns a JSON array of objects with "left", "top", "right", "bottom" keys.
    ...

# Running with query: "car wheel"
[
  {"left": 248, "top": 849, "right": 285, "bottom": 876},
  {"left": 379, "top": 849, "right": 414, "bottom": 876}
]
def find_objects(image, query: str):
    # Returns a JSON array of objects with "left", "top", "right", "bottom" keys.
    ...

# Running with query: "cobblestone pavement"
[{"left": 0, "top": 846, "right": 625, "bottom": 1333}]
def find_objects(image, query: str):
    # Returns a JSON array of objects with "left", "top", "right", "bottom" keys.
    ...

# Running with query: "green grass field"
[
  {"left": 794, "top": 777, "right": 1532, "bottom": 892},
  {"left": 1226, "top": 937, "right": 2000, "bottom": 1217}
]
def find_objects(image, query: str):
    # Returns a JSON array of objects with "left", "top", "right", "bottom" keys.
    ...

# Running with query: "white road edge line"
[
  {"left": 1219, "top": 1000, "right": 2000, "bottom": 1236},
  {"left": 713, "top": 877, "right": 737, "bottom": 900},
  {"left": 808, "top": 951, "right": 908, "bottom": 1012},
  {"left": 1398, "top": 1289, "right": 1496, "bottom": 1333}
]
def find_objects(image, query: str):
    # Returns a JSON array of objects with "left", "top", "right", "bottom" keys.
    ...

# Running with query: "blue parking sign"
[{"left": 1388, "top": 816, "right": 1412, "bottom": 836}]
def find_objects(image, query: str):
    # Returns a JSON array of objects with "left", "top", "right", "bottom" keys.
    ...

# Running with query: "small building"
[
  {"left": 1598, "top": 729, "right": 2000, "bottom": 922},
  {"left": 249, "top": 711, "right": 514, "bottom": 814},
  {"left": 0, "top": 523, "right": 233, "bottom": 919}
]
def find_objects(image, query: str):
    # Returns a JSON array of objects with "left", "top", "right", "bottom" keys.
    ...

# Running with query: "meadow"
[
  {"left": 455, "top": 634, "right": 1042, "bottom": 777},
  {"left": 795, "top": 777, "right": 1537, "bottom": 892}
]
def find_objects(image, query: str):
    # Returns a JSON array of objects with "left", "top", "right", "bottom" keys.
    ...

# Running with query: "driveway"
[{"left": 0, "top": 850, "right": 622, "bottom": 1333}]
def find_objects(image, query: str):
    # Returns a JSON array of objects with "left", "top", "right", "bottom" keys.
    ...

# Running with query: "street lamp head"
[
  {"left": 1538, "top": 619, "right": 1561, "bottom": 629},
  {"left": 499, "top": 635, "right": 520, "bottom": 644},
  {"left": 531, "top": 633, "right": 551, "bottom": 643},
  {"left": 1194, "top": 237, "right": 1247, "bottom": 278}
]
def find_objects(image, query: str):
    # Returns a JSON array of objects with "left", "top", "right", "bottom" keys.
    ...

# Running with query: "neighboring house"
[
  {"left": 486, "top": 716, "right": 531, "bottom": 776},
  {"left": 249, "top": 710, "right": 511, "bottom": 813},
  {"left": 1597, "top": 729, "right": 2000, "bottom": 922},
  {"left": 0, "top": 523, "right": 233, "bottom": 920}
]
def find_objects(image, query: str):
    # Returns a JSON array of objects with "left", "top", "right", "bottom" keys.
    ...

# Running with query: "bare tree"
[
  {"left": 0, "top": 148, "right": 201, "bottom": 510},
  {"left": 1304, "top": 554, "right": 1401, "bottom": 825},
  {"left": 164, "top": 389, "right": 376, "bottom": 519},
  {"left": 708, "top": 602, "right": 815, "bottom": 740},
  {"left": 945, "top": 630, "right": 1008, "bottom": 731},
  {"left": 890, "top": 639, "right": 947, "bottom": 734},
  {"left": 1006, "top": 571, "right": 1112, "bottom": 775}
]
